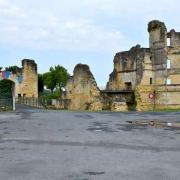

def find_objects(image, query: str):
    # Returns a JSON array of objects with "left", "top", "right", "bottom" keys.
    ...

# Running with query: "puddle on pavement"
[
  {"left": 0, "top": 121, "right": 8, "bottom": 124},
  {"left": 87, "top": 127, "right": 116, "bottom": 133},
  {"left": 123, "top": 120, "right": 180, "bottom": 133},
  {"left": 88, "top": 120, "right": 180, "bottom": 134},
  {"left": 84, "top": 171, "right": 105, "bottom": 176},
  {"left": 19, "top": 129, "right": 27, "bottom": 132},
  {"left": 87, "top": 121, "right": 117, "bottom": 133},
  {"left": 0, "top": 147, "right": 15, "bottom": 151},
  {"left": 116, "top": 123, "right": 148, "bottom": 132},
  {"left": 75, "top": 114, "right": 94, "bottom": 119},
  {"left": 3, "top": 131, "right": 10, "bottom": 135},
  {"left": 20, "top": 148, "right": 29, "bottom": 151}
]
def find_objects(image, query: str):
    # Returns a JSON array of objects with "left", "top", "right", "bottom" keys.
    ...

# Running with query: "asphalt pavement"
[{"left": 0, "top": 105, "right": 180, "bottom": 180}]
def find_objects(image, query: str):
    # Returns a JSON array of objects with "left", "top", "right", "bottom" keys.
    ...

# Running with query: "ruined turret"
[
  {"left": 148, "top": 20, "right": 168, "bottom": 85},
  {"left": 21, "top": 59, "right": 38, "bottom": 97},
  {"left": 148, "top": 20, "right": 167, "bottom": 49}
]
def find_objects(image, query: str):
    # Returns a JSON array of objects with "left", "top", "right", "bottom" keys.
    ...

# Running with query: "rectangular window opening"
[
  {"left": 125, "top": 82, "right": 132, "bottom": 90},
  {"left": 150, "top": 78, "right": 153, "bottom": 85},
  {"left": 167, "top": 38, "right": 171, "bottom": 46},
  {"left": 166, "top": 78, "right": 171, "bottom": 85},
  {"left": 167, "top": 59, "right": 171, "bottom": 69}
]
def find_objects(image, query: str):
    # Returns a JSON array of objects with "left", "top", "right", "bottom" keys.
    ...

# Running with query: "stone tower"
[
  {"left": 16, "top": 59, "right": 38, "bottom": 97},
  {"left": 148, "top": 20, "right": 168, "bottom": 85}
]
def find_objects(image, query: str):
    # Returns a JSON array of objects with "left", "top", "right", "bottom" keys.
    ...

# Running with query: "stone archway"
[{"left": 0, "top": 79, "right": 15, "bottom": 111}]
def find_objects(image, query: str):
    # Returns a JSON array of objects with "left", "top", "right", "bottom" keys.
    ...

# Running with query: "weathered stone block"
[{"left": 111, "top": 102, "right": 128, "bottom": 112}]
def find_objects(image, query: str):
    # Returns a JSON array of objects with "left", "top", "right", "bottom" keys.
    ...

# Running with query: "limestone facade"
[
  {"left": 63, "top": 20, "right": 180, "bottom": 111},
  {"left": 0, "top": 59, "right": 38, "bottom": 98},
  {"left": 62, "top": 64, "right": 102, "bottom": 111}
]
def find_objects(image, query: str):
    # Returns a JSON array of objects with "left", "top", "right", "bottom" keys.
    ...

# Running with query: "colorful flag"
[
  {"left": 2, "top": 71, "right": 5, "bottom": 78},
  {"left": 5, "top": 71, "right": 11, "bottom": 79}
]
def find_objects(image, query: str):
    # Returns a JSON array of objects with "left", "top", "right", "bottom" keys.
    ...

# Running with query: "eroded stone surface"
[{"left": 63, "top": 64, "right": 102, "bottom": 111}]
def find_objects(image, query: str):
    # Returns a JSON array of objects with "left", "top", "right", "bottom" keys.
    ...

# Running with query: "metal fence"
[
  {"left": 16, "top": 97, "right": 71, "bottom": 110},
  {"left": 0, "top": 98, "right": 13, "bottom": 111}
]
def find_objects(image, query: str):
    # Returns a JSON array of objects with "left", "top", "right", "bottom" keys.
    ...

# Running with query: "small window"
[
  {"left": 166, "top": 78, "right": 171, "bottom": 85},
  {"left": 150, "top": 78, "right": 153, "bottom": 85},
  {"left": 167, "top": 59, "right": 171, "bottom": 69},
  {"left": 18, "top": 94, "right": 21, "bottom": 97},
  {"left": 125, "top": 82, "right": 132, "bottom": 90},
  {"left": 167, "top": 38, "right": 171, "bottom": 46},
  {"left": 23, "top": 94, "right": 26, "bottom": 97}
]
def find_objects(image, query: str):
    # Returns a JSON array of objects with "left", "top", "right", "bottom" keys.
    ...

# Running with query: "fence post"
[{"left": 13, "top": 96, "right": 15, "bottom": 111}]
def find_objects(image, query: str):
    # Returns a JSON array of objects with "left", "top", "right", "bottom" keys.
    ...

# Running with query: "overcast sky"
[{"left": 0, "top": 0, "right": 180, "bottom": 86}]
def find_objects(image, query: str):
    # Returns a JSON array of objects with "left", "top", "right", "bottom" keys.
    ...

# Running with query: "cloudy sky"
[{"left": 0, "top": 0, "right": 180, "bottom": 86}]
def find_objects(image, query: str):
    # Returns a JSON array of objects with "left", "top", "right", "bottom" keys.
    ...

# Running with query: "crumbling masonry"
[
  {"left": 63, "top": 20, "right": 180, "bottom": 111},
  {"left": 0, "top": 59, "right": 38, "bottom": 98}
]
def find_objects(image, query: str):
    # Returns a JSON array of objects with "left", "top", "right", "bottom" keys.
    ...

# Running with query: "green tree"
[
  {"left": 43, "top": 72, "right": 56, "bottom": 92},
  {"left": 0, "top": 80, "right": 13, "bottom": 98},
  {"left": 50, "top": 65, "right": 69, "bottom": 90}
]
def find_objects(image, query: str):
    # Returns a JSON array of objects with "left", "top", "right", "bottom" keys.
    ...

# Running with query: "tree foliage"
[
  {"left": 39, "top": 65, "right": 69, "bottom": 97},
  {"left": 49, "top": 65, "right": 69, "bottom": 89},
  {"left": 0, "top": 80, "right": 13, "bottom": 98}
]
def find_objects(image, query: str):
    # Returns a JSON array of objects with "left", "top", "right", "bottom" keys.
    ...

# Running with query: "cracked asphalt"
[{"left": 0, "top": 105, "right": 180, "bottom": 180}]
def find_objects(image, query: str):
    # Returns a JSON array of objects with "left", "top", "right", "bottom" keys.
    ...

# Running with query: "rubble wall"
[
  {"left": 63, "top": 64, "right": 102, "bottom": 111},
  {"left": 135, "top": 85, "right": 180, "bottom": 111},
  {"left": 107, "top": 45, "right": 151, "bottom": 90}
]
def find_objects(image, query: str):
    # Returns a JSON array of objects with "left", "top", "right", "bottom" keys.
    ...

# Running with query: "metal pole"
[{"left": 13, "top": 96, "right": 15, "bottom": 111}]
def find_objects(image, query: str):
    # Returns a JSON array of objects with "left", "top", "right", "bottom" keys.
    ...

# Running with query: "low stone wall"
[
  {"left": 52, "top": 99, "right": 71, "bottom": 109},
  {"left": 135, "top": 85, "right": 155, "bottom": 111},
  {"left": 111, "top": 102, "right": 128, "bottom": 112}
]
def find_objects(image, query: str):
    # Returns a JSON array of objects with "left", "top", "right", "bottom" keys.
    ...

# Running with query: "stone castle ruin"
[
  {"left": 62, "top": 64, "right": 102, "bottom": 111},
  {"left": 0, "top": 59, "right": 38, "bottom": 99},
  {"left": 63, "top": 20, "right": 180, "bottom": 111}
]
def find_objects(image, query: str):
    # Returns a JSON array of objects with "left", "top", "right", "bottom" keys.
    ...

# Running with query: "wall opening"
[
  {"left": 167, "top": 38, "right": 171, "bottom": 46},
  {"left": 167, "top": 59, "right": 171, "bottom": 69},
  {"left": 150, "top": 78, "right": 153, "bottom": 85},
  {"left": 166, "top": 78, "right": 171, "bottom": 85},
  {"left": 125, "top": 82, "right": 132, "bottom": 90}
]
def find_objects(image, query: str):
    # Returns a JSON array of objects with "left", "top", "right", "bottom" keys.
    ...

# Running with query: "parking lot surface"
[{"left": 0, "top": 105, "right": 180, "bottom": 180}]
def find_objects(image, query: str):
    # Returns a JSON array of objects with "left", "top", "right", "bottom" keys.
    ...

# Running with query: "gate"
[
  {"left": 0, "top": 80, "right": 15, "bottom": 111},
  {"left": 0, "top": 98, "right": 13, "bottom": 111}
]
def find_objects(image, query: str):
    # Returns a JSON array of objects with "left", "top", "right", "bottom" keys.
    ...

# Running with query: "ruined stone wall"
[
  {"left": 100, "top": 91, "right": 133, "bottom": 111},
  {"left": 16, "top": 59, "right": 38, "bottom": 97},
  {"left": 0, "top": 59, "right": 38, "bottom": 98},
  {"left": 107, "top": 45, "right": 150, "bottom": 90},
  {"left": 135, "top": 85, "right": 180, "bottom": 111},
  {"left": 63, "top": 64, "right": 102, "bottom": 111},
  {"left": 168, "top": 29, "right": 180, "bottom": 47},
  {"left": 135, "top": 85, "right": 155, "bottom": 111},
  {"left": 167, "top": 47, "right": 180, "bottom": 84},
  {"left": 148, "top": 20, "right": 168, "bottom": 85},
  {"left": 62, "top": 20, "right": 180, "bottom": 112}
]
